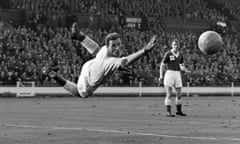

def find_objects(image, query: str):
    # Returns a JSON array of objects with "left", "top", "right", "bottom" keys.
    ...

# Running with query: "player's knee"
[
  {"left": 79, "top": 91, "right": 89, "bottom": 98},
  {"left": 176, "top": 92, "right": 181, "bottom": 98},
  {"left": 164, "top": 97, "right": 172, "bottom": 106},
  {"left": 176, "top": 95, "right": 181, "bottom": 99},
  {"left": 166, "top": 93, "right": 171, "bottom": 98},
  {"left": 175, "top": 97, "right": 182, "bottom": 105},
  {"left": 165, "top": 88, "right": 172, "bottom": 97},
  {"left": 64, "top": 80, "right": 80, "bottom": 97}
]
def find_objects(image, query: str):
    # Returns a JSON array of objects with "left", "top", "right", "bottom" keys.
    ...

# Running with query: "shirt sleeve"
[
  {"left": 103, "top": 57, "right": 127, "bottom": 74},
  {"left": 112, "top": 57, "right": 128, "bottom": 70}
]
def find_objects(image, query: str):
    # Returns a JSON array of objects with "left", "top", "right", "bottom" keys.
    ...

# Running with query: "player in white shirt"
[{"left": 43, "top": 23, "right": 157, "bottom": 98}]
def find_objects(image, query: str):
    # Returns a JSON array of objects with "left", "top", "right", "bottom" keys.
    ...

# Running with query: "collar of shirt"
[{"left": 171, "top": 49, "right": 179, "bottom": 57}]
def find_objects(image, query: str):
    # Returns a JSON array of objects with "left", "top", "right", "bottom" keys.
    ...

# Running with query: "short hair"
[
  {"left": 105, "top": 32, "right": 121, "bottom": 46},
  {"left": 172, "top": 39, "right": 180, "bottom": 44}
]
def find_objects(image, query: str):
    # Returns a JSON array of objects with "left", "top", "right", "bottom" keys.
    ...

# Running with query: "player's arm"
[
  {"left": 180, "top": 64, "right": 190, "bottom": 73},
  {"left": 179, "top": 56, "right": 190, "bottom": 73},
  {"left": 159, "top": 62, "right": 165, "bottom": 80},
  {"left": 159, "top": 53, "right": 168, "bottom": 80},
  {"left": 124, "top": 35, "right": 157, "bottom": 66},
  {"left": 71, "top": 22, "right": 100, "bottom": 55}
]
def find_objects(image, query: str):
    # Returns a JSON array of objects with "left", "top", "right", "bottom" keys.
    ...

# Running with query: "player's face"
[
  {"left": 171, "top": 41, "right": 180, "bottom": 51},
  {"left": 108, "top": 38, "right": 122, "bottom": 56}
]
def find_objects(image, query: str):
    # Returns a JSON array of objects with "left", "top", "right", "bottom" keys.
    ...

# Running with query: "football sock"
[
  {"left": 52, "top": 74, "right": 67, "bottom": 86},
  {"left": 176, "top": 104, "right": 182, "bottom": 113},
  {"left": 166, "top": 105, "right": 172, "bottom": 114},
  {"left": 81, "top": 36, "right": 100, "bottom": 55}
]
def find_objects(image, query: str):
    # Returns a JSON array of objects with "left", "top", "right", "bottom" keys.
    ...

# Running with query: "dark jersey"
[{"left": 162, "top": 50, "right": 183, "bottom": 71}]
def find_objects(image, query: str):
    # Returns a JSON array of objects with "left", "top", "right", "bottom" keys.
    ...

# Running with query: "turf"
[{"left": 0, "top": 96, "right": 240, "bottom": 144}]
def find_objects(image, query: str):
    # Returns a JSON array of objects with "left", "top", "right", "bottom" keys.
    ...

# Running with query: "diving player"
[{"left": 43, "top": 23, "right": 157, "bottom": 98}]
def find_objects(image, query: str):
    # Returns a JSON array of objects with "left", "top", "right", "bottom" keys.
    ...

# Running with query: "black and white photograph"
[{"left": 0, "top": 0, "right": 240, "bottom": 143}]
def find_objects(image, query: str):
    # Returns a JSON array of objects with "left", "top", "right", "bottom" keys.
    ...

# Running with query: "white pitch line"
[{"left": 3, "top": 123, "right": 240, "bottom": 141}]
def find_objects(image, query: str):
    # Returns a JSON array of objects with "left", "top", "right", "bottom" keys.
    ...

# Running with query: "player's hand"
[
  {"left": 144, "top": 35, "right": 157, "bottom": 52},
  {"left": 158, "top": 77, "right": 164, "bottom": 86},
  {"left": 185, "top": 70, "right": 191, "bottom": 74}
]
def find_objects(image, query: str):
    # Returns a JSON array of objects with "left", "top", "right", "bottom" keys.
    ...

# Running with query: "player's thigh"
[
  {"left": 164, "top": 70, "right": 175, "bottom": 87},
  {"left": 174, "top": 71, "right": 183, "bottom": 88},
  {"left": 77, "top": 61, "right": 91, "bottom": 97}
]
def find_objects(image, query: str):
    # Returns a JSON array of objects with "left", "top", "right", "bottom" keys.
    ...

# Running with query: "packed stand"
[
  {"left": 9, "top": 0, "right": 229, "bottom": 23},
  {"left": 0, "top": 24, "right": 81, "bottom": 86},
  {"left": 10, "top": 0, "right": 70, "bottom": 27},
  {"left": 185, "top": 0, "right": 224, "bottom": 20},
  {"left": 211, "top": 0, "right": 240, "bottom": 17},
  {"left": 1, "top": 20, "right": 240, "bottom": 86},
  {"left": 74, "top": 0, "right": 228, "bottom": 20},
  {"left": 1, "top": 0, "right": 238, "bottom": 87}
]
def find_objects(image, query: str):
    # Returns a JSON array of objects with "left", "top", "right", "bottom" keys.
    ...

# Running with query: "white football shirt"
[{"left": 77, "top": 46, "right": 127, "bottom": 97}]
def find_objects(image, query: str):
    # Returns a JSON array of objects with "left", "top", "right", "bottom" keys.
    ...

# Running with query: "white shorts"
[
  {"left": 77, "top": 60, "right": 93, "bottom": 97},
  {"left": 77, "top": 46, "right": 107, "bottom": 97},
  {"left": 164, "top": 70, "right": 182, "bottom": 88}
]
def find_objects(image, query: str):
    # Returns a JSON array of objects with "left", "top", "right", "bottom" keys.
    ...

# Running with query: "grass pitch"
[{"left": 0, "top": 96, "right": 240, "bottom": 144}]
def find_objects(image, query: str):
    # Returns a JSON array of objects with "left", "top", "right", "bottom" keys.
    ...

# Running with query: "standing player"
[
  {"left": 159, "top": 39, "right": 190, "bottom": 117},
  {"left": 43, "top": 23, "right": 157, "bottom": 98}
]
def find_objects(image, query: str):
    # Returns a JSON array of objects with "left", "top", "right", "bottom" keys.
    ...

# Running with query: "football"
[{"left": 198, "top": 31, "right": 223, "bottom": 55}]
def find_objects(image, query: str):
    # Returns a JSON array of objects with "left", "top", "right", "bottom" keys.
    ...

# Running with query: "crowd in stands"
[
  {"left": 0, "top": 21, "right": 240, "bottom": 87},
  {"left": 185, "top": 0, "right": 226, "bottom": 20},
  {"left": 10, "top": 0, "right": 70, "bottom": 27},
  {"left": 0, "top": 0, "right": 239, "bottom": 87},
  {"left": 212, "top": 0, "right": 240, "bottom": 17},
  {"left": 10, "top": 0, "right": 229, "bottom": 22}
]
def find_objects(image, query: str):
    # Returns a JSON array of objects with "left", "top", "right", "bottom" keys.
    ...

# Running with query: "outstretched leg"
[
  {"left": 42, "top": 67, "right": 81, "bottom": 97},
  {"left": 71, "top": 22, "right": 100, "bottom": 55}
]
